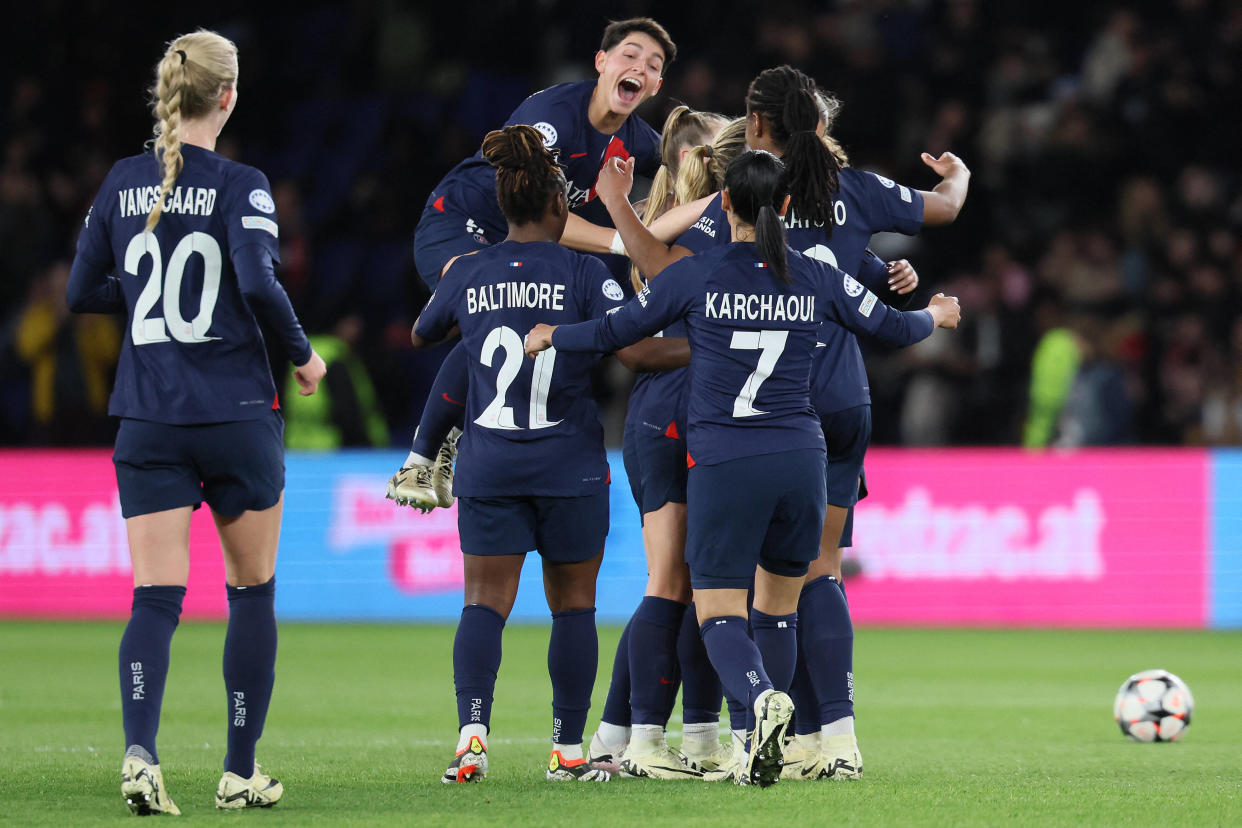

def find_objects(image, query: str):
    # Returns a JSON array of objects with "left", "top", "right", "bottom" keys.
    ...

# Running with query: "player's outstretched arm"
[
  {"left": 594, "top": 157, "right": 694, "bottom": 279},
  {"left": 918, "top": 151, "right": 971, "bottom": 225}
]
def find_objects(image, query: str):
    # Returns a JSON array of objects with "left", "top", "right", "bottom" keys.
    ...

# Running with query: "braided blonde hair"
[{"left": 145, "top": 30, "right": 238, "bottom": 232}]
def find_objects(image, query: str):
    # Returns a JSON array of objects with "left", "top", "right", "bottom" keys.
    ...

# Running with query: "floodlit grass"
[{"left": 2, "top": 622, "right": 1240, "bottom": 825}]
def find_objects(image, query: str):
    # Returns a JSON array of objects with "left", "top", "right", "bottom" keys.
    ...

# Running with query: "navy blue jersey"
[
  {"left": 552, "top": 243, "right": 934, "bottom": 466},
  {"left": 416, "top": 241, "right": 627, "bottom": 496},
  {"left": 69, "top": 144, "right": 310, "bottom": 425},
  {"left": 625, "top": 311, "right": 689, "bottom": 437},
  {"left": 675, "top": 168, "right": 925, "bottom": 413},
  {"left": 429, "top": 81, "right": 661, "bottom": 245}
]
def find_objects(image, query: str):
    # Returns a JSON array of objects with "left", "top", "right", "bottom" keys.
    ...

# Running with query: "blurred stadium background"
[{"left": 1, "top": 0, "right": 1240, "bottom": 630}]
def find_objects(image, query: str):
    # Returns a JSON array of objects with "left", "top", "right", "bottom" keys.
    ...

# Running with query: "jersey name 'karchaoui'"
[
  {"left": 466, "top": 281, "right": 566, "bottom": 314},
  {"left": 704, "top": 291, "right": 816, "bottom": 322},
  {"left": 117, "top": 185, "right": 218, "bottom": 219}
]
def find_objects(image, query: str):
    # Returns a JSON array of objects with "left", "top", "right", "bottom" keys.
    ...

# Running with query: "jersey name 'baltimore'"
[{"left": 416, "top": 241, "right": 627, "bottom": 497}]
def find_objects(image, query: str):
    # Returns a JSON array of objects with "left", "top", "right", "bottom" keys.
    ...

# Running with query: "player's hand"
[
  {"left": 293, "top": 349, "right": 327, "bottom": 395},
  {"left": 927, "top": 293, "right": 961, "bottom": 329},
  {"left": 524, "top": 323, "right": 556, "bottom": 357},
  {"left": 920, "top": 151, "right": 970, "bottom": 179},
  {"left": 596, "top": 157, "right": 635, "bottom": 206},
  {"left": 886, "top": 259, "right": 919, "bottom": 295}
]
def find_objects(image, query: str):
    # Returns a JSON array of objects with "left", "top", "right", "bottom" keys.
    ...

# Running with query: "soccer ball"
[{"left": 1113, "top": 669, "right": 1194, "bottom": 742}]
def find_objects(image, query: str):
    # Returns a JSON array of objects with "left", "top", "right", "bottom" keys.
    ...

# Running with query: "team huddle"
[{"left": 68, "top": 17, "right": 968, "bottom": 815}]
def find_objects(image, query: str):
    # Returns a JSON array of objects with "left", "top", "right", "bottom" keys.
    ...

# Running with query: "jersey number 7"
[{"left": 730, "top": 329, "right": 789, "bottom": 418}]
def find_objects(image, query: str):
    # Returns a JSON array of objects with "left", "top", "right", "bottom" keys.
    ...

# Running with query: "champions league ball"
[{"left": 1113, "top": 669, "right": 1194, "bottom": 742}]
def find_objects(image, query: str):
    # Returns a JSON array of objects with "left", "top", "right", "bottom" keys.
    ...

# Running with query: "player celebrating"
[
  {"left": 672, "top": 65, "right": 970, "bottom": 780},
  {"left": 589, "top": 117, "right": 748, "bottom": 778},
  {"left": 67, "top": 31, "right": 326, "bottom": 814},
  {"left": 412, "top": 124, "right": 659, "bottom": 783},
  {"left": 525, "top": 150, "right": 961, "bottom": 785},
  {"left": 387, "top": 17, "right": 675, "bottom": 511}
]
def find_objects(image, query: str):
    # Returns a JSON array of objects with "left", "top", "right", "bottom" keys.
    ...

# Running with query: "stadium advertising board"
[
  {"left": 2, "top": 448, "right": 1231, "bottom": 627},
  {"left": 848, "top": 449, "right": 1209, "bottom": 627},
  {"left": 0, "top": 451, "right": 226, "bottom": 618}
]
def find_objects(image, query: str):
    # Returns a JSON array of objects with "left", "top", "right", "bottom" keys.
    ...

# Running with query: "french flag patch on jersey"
[
  {"left": 753, "top": 262, "right": 767, "bottom": 268},
  {"left": 508, "top": 261, "right": 523, "bottom": 268}
]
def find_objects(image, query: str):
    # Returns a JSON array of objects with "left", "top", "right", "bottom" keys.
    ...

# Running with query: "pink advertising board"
[
  {"left": 847, "top": 449, "right": 1209, "bottom": 627},
  {"left": 0, "top": 450, "right": 227, "bottom": 618}
]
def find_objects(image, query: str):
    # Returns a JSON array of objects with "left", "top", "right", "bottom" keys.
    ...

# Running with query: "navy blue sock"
[
  {"left": 789, "top": 649, "right": 818, "bottom": 735},
  {"left": 599, "top": 618, "right": 633, "bottom": 727},
  {"left": 699, "top": 616, "right": 771, "bottom": 731},
  {"left": 119, "top": 585, "right": 185, "bottom": 764},
  {"left": 677, "top": 603, "right": 722, "bottom": 724},
  {"left": 453, "top": 604, "right": 505, "bottom": 732},
  {"left": 750, "top": 609, "right": 797, "bottom": 694},
  {"left": 549, "top": 608, "right": 597, "bottom": 746},
  {"left": 799, "top": 576, "right": 855, "bottom": 727},
  {"left": 412, "top": 343, "right": 468, "bottom": 458},
  {"left": 727, "top": 694, "right": 748, "bottom": 734},
  {"left": 628, "top": 597, "right": 686, "bottom": 725},
  {"left": 223, "top": 577, "right": 277, "bottom": 777}
]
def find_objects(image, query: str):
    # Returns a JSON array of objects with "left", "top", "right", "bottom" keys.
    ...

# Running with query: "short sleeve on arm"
[
  {"left": 414, "top": 266, "right": 463, "bottom": 343},
  {"left": 673, "top": 195, "right": 727, "bottom": 254}
]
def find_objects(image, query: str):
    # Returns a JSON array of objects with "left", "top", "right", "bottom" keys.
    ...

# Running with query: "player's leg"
[
  {"left": 203, "top": 413, "right": 287, "bottom": 808},
  {"left": 113, "top": 419, "right": 202, "bottom": 816},
  {"left": 387, "top": 345, "right": 466, "bottom": 511},
  {"left": 688, "top": 454, "right": 795, "bottom": 787},
  {"left": 798, "top": 405, "right": 870, "bottom": 780},
  {"left": 589, "top": 619, "right": 633, "bottom": 770},
  {"left": 445, "top": 495, "right": 535, "bottom": 782},
  {"left": 785, "top": 502, "right": 847, "bottom": 775},
  {"left": 537, "top": 492, "right": 612, "bottom": 781},
  {"left": 676, "top": 604, "right": 729, "bottom": 768},
  {"left": 388, "top": 199, "right": 490, "bottom": 511},
  {"left": 622, "top": 501, "right": 701, "bottom": 778}
]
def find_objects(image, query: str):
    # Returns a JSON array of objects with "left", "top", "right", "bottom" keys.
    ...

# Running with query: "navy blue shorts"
[
  {"left": 621, "top": 423, "right": 687, "bottom": 520},
  {"left": 457, "top": 491, "right": 609, "bottom": 563},
  {"left": 113, "top": 413, "right": 284, "bottom": 519},
  {"left": 685, "top": 450, "right": 827, "bottom": 589},
  {"left": 820, "top": 405, "right": 871, "bottom": 548},
  {"left": 412, "top": 193, "right": 500, "bottom": 290}
]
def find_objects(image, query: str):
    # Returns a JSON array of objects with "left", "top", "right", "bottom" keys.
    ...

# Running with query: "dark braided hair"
[
  {"left": 745, "top": 65, "right": 841, "bottom": 234},
  {"left": 481, "top": 125, "right": 567, "bottom": 226},
  {"left": 724, "top": 150, "right": 792, "bottom": 285}
]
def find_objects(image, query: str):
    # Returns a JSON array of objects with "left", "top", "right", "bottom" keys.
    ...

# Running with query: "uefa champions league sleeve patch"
[
  {"left": 602, "top": 278, "right": 624, "bottom": 301},
  {"left": 872, "top": 172, "right": 896, "bottom": 189},
  {"left": 532, "top": 122, "right": 558, "bottom": 147},
  {"left": 843, "top": 274, "right": 865, "bottom": 297},
  {"left": 248, "top": 188, "right": 276, "bottom": 213}
]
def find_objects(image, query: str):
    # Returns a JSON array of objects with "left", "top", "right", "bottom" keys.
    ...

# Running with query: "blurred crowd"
[{"left": 2, "top": 0, "right": 1240, "bottom": 448}]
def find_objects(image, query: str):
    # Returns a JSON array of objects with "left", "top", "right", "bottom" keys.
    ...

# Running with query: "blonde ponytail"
[
  {"left": 628, "top": 106, "right": 727, "bottom": 292},
  {"left": 145, "top": 30, "right": 238, "bottom": 232}
]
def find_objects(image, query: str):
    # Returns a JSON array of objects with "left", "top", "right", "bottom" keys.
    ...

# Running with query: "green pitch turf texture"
[{"left": 3, "top": 622, "right": 1239, "bottom": 826}]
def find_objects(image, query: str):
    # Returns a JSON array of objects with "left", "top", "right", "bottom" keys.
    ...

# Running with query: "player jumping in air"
[{"left": 387, "top": 17, "right": 675, "bottom": 511}]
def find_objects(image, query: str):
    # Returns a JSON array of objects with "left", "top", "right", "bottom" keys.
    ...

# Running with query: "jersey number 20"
[
  {"left": 475, "top": 325, "right": 561, "bottom": 430},
  {"left": 125, "top": 231, "right": 222, "bottom": 346}
]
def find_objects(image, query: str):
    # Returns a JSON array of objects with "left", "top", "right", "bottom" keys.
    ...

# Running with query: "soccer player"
[
  {"left": 588, "top": 117, "right": 749, "bottom": 778},
  {"left": 412, "top": 124, "right": 663, "bottom": 783},
  {"left": 525, "top": 150, "right": 961, "bottom": 786},
  {"left": 387, "top": 17, "right": 675, "bottom": 511},
  {"left": 66, "top": 31, "right": 326, "bottom": 814},
  {"left": 675, "top": 64, "right": 971, "bottom": 780}
]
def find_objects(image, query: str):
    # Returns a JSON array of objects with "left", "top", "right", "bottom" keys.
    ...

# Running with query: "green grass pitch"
[{"left": 3, "top": 621, "right": 1240, "bottom": 825}]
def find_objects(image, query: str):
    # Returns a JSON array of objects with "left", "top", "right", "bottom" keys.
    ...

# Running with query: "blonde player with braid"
[{"left": 68, "top": 30, "right": 325, "bottom": 814}]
